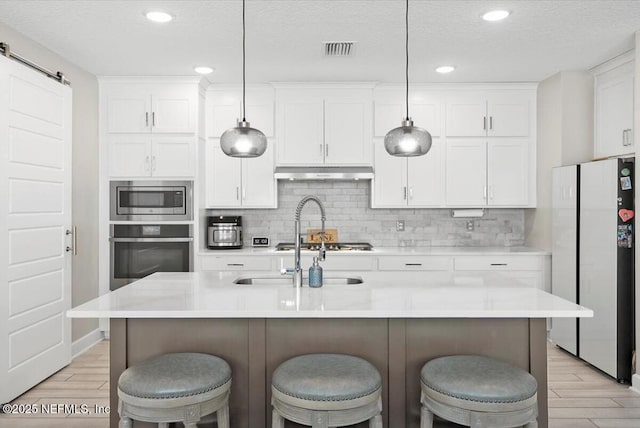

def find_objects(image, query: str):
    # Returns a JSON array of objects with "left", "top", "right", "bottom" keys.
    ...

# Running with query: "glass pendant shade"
[
  {"left": 220, "top": 120, "right": 267, "bottom": 158},
  {"left": 384, "top": 119, "right": 432, "bottom": 156}
]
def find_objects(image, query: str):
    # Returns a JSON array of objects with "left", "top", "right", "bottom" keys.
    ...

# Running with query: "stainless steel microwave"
[{"left": 110, "top": 181, "right": 193, "bottom": 221}]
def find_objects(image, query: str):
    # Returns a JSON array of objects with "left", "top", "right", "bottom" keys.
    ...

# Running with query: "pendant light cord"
[
  {"left": 242, "top": 0, "right": 246, "bottom": 121},
  {"left": 405, "top": 0, "right": 409, "bottom": 121}
]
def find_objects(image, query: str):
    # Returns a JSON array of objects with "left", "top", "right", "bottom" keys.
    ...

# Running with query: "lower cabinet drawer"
[
  {"left": 200, "top": 256, "right": 273, "bottom": 271},
  {"left": 377, "top": 256, "right": 453, "bottom": 271},
  {"left": 454, "top": 256, "right": 542, "bottom": 271},
  {"left": 278, "top": 255, "right": 377, "bottom": 271}
]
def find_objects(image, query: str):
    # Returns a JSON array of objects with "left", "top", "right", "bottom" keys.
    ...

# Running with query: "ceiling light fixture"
[
  {"left": 220, "top": 0, "right": 267, "bottom": 158},
  {"left": 384, "top": 0, "right": 432, "bottom": 157},
  {"left": 145, "top": 11, "right": 173, "bottom": 23},
  {"left": 194, "top": 66, "right": 214, "bottom": 75},
  {"left": 482, "top": 10, "right": 510, "bottom": 22},
  {"left": 436, "top": 65, "right": 456, "bottom": 74}
]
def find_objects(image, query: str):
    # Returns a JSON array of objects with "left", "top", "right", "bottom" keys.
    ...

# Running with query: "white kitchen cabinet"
[
  {"left": 373, "top": 86, "right": 442, "bottom": 137},
  {"left": 453, "top": 255, "right": 549, "bottom": 291},
  {"left": 205, "top": 141, "right": 277, "bottom": 208},
  {"left": 108, "top": 134, "right": 195, "bottom": 178},
  {"left": 445, "top": 139, "right": 529, "bottom": 207},
  {"left": 276, "top": 87, "right": 373, "bottom": 166},
  {"left": 102, "top": 79, "right": 200, "bottom": 178},
  {"left": 377, "top": 256, "right": 453, "bottom": 271},
  {"left": 199, "top": 256, "right": 273, "bottom": 271},
  {"left": 372, "top": 139, "right": 445, "bottom": 208},
  {"left": 594, "top": 58, "right": 634, "bottom": 158},
  {"left": 106, "top": 84, "right": 197, "bottom": 134},
  {"left": 207, "top": 86, "right": 274, "bottom": 138},
  {"left": 446, "top": 91, "right": 532, "bottom": 137}
]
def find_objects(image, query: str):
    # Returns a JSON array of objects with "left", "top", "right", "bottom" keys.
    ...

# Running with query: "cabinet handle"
[
  {"left": 152, "top": 112, "right": 156, "bottom": 127},
  {"left": 145, "top": 155, "right": 150, "bottom": 172},
  {"left": 409, "top": 187, "right": 413, "bottom": 200},
  {"left": 489, "top": 116, "right": 493, "bottom": 130},
  {"left": 145, "top": 112, "right": 149, "bottom": 127},
  {"left": 151, "top": 155, "right": 156, "bottom": 172},
  {"left": 483, "top": 116, "right": 487, "bottom": 130},
  {"left": 242, "top": 187, "right": 246, "bottom": 200},
  {"left": 403, "top": 186, "right": 407, "bottom": 200},
  {"left": 320, "top": 144, "right": 323, "bottom": 155},
  {"left": 325, "top": 144, "right": 328, "bottom": 158},
  {"left": 490, "top": 263, "right": 508, "bottom": 266},
  {"left": 405, "top": 263, "right": 422, "bottom": 266},
  {"left": 236, "top": 187, "right": 240, "bottom": 200},
  {"left": 227, "top": 263, "right": 244, "bottom": 267},
  {"left": 483, "top": 186, "right": 487, "bottom": 199}
]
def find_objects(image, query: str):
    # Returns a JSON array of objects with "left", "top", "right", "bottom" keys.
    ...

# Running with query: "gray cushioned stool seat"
[
  {"left": 118, "top": 352, "right": 231, "bottom": 399},
  {"left": 272, "top": 353, "right": 381, "bottom": 402},
  {"left": 420, "top": 355, "right": 537, "bottom": 404},
  {"left": 117, "top": 352, "right": 232, "bottom": 428}
]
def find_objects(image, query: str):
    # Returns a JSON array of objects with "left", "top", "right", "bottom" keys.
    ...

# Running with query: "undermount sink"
[{"left": 233, "top": 276, "right": 363, "bottom": 286}]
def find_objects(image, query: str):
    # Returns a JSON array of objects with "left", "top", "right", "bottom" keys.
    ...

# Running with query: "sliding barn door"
[{"left": 0, "top": 54, "right": 72, "bottom": 403}]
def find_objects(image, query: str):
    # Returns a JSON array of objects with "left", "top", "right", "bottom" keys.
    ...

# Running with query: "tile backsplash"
[{"left": 206, "top": 181, "right": 525, "bottom": 247}]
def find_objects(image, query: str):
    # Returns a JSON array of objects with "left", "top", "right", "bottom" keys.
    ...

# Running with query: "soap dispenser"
[{"left": 308, "top": 256, "right": 323, "bottom": 288}]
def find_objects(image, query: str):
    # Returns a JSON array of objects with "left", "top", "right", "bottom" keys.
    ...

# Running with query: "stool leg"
[
  {"left": 216, "top": 402, "right": 230, "bottom": 428},
  {"left": 420, "top": 405, "right": 434, "bottom": 428},
  {"left": 119, "top": 416, "right": 133, "bottom": 428},
  {"left": 369, "top": 413, "right": 383, "bottom": 428},
  {"left": 272, "top": 407, "right": 285, "bottom": 428}
]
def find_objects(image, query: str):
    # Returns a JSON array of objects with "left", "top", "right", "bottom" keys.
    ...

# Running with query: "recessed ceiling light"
[
  {"left": 194, "top": 66, "right": 214, "bottom": 75},
  {"left": 145, "top": 11, "right": 174, "bottom": 23},
  {"left": 436, "top": 66, "right": 456, "bottom": 74},
  {"left": 482, "top": 10, "right": 510, "bottom": 22}
]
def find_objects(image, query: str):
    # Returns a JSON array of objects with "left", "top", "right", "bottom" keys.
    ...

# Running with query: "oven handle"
[{"left": 110, "top": 237, "right": 194, "bottom": 243}]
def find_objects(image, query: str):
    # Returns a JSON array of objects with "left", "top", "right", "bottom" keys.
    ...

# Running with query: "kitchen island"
[{"left": 68, "top": 271, "right": 592, "bottom": 428}]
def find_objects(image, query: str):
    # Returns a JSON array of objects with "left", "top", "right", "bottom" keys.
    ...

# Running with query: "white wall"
[
  {"left": 0, "top": 23, "right": 100, "bottom": 341},
  {"left": 525, "top": 71, "right": 593, "bottom": 250}
]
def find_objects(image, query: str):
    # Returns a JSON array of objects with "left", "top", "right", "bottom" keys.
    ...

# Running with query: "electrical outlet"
[
  {"left": 466, "top": 220, "right": 474, "bottom": 231},
  {"left": 396, "top": 220, "right": 405, "bottom": 232}
]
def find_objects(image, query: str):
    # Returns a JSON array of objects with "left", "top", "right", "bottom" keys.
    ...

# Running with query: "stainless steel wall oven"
[{"left": 110, "top": 224, "right": 193, "bottom": 290}]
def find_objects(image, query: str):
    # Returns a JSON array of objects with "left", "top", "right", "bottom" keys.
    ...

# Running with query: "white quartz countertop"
[
  {"left": 68, "top": 271, "right": 589, "bottom": 319},
  {"left": 198, "top": 246, "right": 551, "bottom": 256}
]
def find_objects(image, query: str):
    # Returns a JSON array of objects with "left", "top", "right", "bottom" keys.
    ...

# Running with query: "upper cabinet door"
[
  {"left": 595, "top": 61, "right": 634, "bottom": 158},
  {"left": 445, "top": 140, "right": 487, "bottom": 206},
  {"left": 372, "top": 141, "right": 407, "bottom": 208},
  {"left": 108, "top": 134, "right": 152, "bottom": 177},
  {"left": 151, "top": 85, "right": 197, "bottom": 133},
  {"left": 106, "top": 87, "right": 151, "bottom": 133},
  {"left": 242, "top": 142, "right": 277, "bottom": 208},
  {"left": 445, "top": 93, "right": 487, "bottom": 137},
  {"left": 208, "top": 92, "right": 240, "bottom": 138},
  {"left": 487, "top": 140, "right": 528, "bottom": 206},
  {"left": 487, "top": 92, "right": 531, "bottom": 137},
  {"left": 324, "top": 97, "right": 372, "bottom": 165},
  {"left": 206, "top": 142, "right": 242, "bottom": 208},
  {"left": 373, "top": 87, "right": 441, "bottom": 137},
  {"left": 151, "top": 136, "right": 195, "bottom": 177},
  {"left": 408, "top": 139, "right": 445, "bottom": 207},
  {"left": 276, "top": 93, "right": 324, "bottom": 165}
]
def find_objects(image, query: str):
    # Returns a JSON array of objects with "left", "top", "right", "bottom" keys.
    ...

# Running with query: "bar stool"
[
  {"left": 117, "top": 352, "right": 231, "bottom": 428},
  {"left": 271, "top": 353, "right": 383, "bottom": 428},
  {"left": 420, "top": 355, "right": 538, "bottom": 428}
]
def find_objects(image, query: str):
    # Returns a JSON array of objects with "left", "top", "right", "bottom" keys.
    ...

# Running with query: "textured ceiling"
[{"left": 0, "top": 0, "right": 638, "bottom": 83}]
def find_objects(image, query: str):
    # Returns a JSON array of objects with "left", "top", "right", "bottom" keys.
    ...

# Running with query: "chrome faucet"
[{"left": 282, "top": 195, "right": 326, "bottom": 287}]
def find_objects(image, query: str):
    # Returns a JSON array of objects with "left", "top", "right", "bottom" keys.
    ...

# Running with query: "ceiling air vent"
[{"left": 324, "top": 41, "right": 356, "bottom": 57}]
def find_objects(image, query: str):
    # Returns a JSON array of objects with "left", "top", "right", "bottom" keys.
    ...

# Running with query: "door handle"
[
  {"left": 483, "top": 117, "right": 487, "bottom": 130},
  {"left": 409, "top": 187, "right": 413, "bottom": 200},
  {"left": 403, "top": 186, "right": 407, "bottom": 200},
  {"left": 152, "top": 112, "right": 156, "bottom": 127},
  {"left": 145, "top": 112, "right": 149, "bottom": 127},
  {"left": 151, "top": 155, "right": 156, "bottom": 172},
  {"left": 489, "top": 116, "right": 493, "bottom": 130},
  {"left": 65, "top": 227, "right": 77, "bottom": 255},
  {"left": 483, "top": 186, "right": 487, "bottom": 199}
]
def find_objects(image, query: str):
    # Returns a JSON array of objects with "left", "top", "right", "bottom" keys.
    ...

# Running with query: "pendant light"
[
  {"left": 220, "top": 0, "right": 267, "bottom": 158},
  {"left": 384, "top": 0, "right": 432, "bottom": 157}
]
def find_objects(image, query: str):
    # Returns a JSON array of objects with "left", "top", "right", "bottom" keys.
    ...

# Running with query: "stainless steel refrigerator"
[{"left": 551, "top": 158, "right": 634, "bottom": 382}]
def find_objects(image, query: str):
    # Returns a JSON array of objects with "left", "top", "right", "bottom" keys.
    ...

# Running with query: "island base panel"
[{"left": 110, "top": 318, "right": 547, "bottom": 428}]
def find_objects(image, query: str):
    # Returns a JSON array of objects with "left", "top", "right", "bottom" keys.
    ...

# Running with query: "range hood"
[{"left": 274, "top": 166, "right": 374, "bottom": 180}]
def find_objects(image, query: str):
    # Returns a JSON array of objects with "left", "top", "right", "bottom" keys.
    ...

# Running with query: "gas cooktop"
[{"left": 275, "top": 242, "right": 373, "bottom": 251}]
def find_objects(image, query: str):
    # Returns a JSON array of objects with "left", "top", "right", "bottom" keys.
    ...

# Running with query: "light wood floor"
[{"left": 1, "top": 340, "right": 638, "bottom": 427}]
